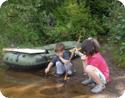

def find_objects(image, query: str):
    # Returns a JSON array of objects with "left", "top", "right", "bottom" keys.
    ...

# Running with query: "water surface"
[{"left": 0, "top": 59, "right": 92, "bottom": 98}]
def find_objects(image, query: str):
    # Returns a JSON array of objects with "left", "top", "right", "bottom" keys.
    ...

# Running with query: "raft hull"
[
  {"left": 3, "top": 41, "right": 77, "bottom": 70},
  {"left": 4, "top": 62, "right": 48, "bottom": 70}
]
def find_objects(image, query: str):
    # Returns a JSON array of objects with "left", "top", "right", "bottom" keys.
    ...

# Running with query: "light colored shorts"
[{"left": 91, "top": 66, "right": 107, "bottom": 84}]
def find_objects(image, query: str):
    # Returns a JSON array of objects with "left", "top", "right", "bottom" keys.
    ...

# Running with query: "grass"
[
  {"left": 107, "top": 44, "right": 125, "bottom": 69},
  {"left": 101, "top": 42, "right": 125, "bottom": 69},
  {"left": 111, "top": 49, "right": 125, "bottom": 68}
]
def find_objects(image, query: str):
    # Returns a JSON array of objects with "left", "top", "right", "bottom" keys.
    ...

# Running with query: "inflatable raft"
[{"left": 3, "top": 41, "right": 77, "bottom": 70}]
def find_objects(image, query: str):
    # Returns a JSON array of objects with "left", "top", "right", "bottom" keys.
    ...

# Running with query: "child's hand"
[
  {"left": 45, "top": 68, "right": 50, "bottom": 74},
  {"left": 74, "top": 48, "right": 79, "bottom": 52},
  {"left": 74, "top": 49, "right": 84, "bottom": 57},
  {"left": 57, "top": 52, "right": 63, "bottom": 57},
  {"left": 81, "top": 55, "right": 87, "bottom": 61}
]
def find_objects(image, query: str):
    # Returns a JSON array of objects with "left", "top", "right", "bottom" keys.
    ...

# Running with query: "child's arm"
[
  {"left": 57, "top": 51, "right": 70, "bottom": 65},
  {"left": 75, "top": 50, "right": 87, "bottom": 73},
  {"left": 59, "top": 57, "right": 70, "bottom": 65},
  {"left": 81, "top": 55, "right": 87, "bottom": 72},
  {"left": 45, "top": 62, "right": 54, "bottom": 74}
]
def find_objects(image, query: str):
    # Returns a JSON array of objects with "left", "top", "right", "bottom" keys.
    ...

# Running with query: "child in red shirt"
[{"left": 76, "top": 38, "right": 110, "bottom": 93}]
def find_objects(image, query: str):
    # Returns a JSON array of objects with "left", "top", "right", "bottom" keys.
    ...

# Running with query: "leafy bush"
[
  {"left": 105, "top": 0, "right": 125, "bottom": 68},
  {"left": 0, "top": 0, "right": 113, "bottom": 48}
]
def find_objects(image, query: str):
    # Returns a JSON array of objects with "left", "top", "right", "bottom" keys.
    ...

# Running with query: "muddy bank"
[
  {"left": 0, "top": 58, "right": 90, "bottom": 98},
  {"left": 0, "top": 54, "right": 125, "bottom": 98}
]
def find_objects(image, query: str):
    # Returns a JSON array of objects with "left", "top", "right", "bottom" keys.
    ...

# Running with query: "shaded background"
[{"left": 0, "top": 0, "right": 125, "bottom": 67}]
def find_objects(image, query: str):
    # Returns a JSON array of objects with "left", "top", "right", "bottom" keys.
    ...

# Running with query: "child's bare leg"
[
  {"left": 85, "top": 65, "right": 106, "bottom": 93},
  {"left": 85, "top": 65, "right": 103, "bottom": 84}
]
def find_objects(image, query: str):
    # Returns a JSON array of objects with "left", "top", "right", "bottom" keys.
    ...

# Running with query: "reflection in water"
[{"left": 0, "top": 59, "right": 92, "bottom": 98}]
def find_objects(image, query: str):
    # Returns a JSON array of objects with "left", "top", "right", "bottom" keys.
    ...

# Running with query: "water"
[{"left": 0, "top": 59, "right": 92, "bottom": 98}]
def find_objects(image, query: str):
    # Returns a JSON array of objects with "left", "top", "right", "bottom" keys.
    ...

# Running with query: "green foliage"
[
  {"left": 47, "top": 0, "right": 97, "bottom": 42},
  {"left": 111, "top": 45, "right": 125, "bottom": 68},
  {"left": 1, "top": 0, "right": 125, "bottom": 68},
  {"left": 105, "top": 0, "right": 125, "bottom": 68},
  {"left": 85, "top": 0, "right": 113, "bottom": 17},
  {"left": 0, "top": 0, "right": 113, "bottom": 48},
  {"left": 108, "top": 0, "right": 125, "bottom": 43}
]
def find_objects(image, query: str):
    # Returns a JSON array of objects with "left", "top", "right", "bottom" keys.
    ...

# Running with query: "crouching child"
[
  {"left": 76, "top": 38, "right": 110, "bottom": 93},
  {"left": 45, "top": 43, "right": 73, "bottom": 77}
]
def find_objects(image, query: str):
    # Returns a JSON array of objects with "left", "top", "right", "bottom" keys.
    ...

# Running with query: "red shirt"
[{"left": 85, "top": 52, "right": 110, "bottom": 80}]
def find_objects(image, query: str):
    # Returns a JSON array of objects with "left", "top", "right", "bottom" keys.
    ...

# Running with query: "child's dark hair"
[
  {"left": 81, "top": 38, "right": 100, "bottom": 56},
  {"left": 55, "top": 43, "right": 65, "bottom": 52}
]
